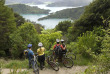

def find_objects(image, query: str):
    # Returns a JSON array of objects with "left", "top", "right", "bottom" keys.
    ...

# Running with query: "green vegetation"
[
  {"left": 38, "top": 7, "right": 84, "bottom": 20},
  {"left": 5, "top": 0, "right": 43, "bottom": 5},
  {"left": 40, "top": 29, "right": 62, "bottom": 50},
  {"left": 14, "top": 13, "right": 25, "bottom": 27},
  {"left": 9, "top": 22, "right": 40, "bottom": 58},
  {"left": 0, "top": 0, "right": 16, "bottom": 57},
  {"left": 47, "top": 0, "right": 92, "bottom": 7},
  {"left": 69, "top": 0, "right": 110, "bottom": 41},
  {"left": 7, "top": 4, "right": 50, "bottom": 14},
  {"left": 0, "top": 0, "right": 110, "bottom": 73}
]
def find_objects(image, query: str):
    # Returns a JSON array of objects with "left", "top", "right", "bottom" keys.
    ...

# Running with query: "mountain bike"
[
  {"left": 33, "top": 54, "right": 39, "bottom": 74},
  {"left": 48, "top": 50, "right": 74, "bottom": 68},
  {"left": 61, "top": 53, "right": 74, "bottom": 68},
  {"left": 46, "top": 50, "right": 59, "bottom": 71}
]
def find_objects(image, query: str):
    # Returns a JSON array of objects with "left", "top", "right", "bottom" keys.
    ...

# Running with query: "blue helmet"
[{"left": 27, "top": 44, "right": 32, "bottom": 48}]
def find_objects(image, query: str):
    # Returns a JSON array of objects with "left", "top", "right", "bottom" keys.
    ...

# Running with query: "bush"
[
  {"left": 76, "top": 31, "right": 97, "bottom": 58},
  {"left": 40, "top": 29, "right": 62, "bottom": 50},
  {"left": 10, "top": 22, "right": 39, "bottom": 58},
  {"left": 85, "top": 26, "right": 110, "bottom": 74}
]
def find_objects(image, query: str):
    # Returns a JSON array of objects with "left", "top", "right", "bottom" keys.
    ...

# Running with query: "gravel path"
[{"left": 1, "top": 66, "right": 88, "bottom": 74}]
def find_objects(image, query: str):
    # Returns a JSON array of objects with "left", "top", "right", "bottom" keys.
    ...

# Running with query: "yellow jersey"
[{"left": 37, "top": 47, "right": 45, "bottom": 56}]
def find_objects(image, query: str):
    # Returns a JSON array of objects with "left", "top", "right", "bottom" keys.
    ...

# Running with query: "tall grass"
[{"left": 3, "top": 59, "right": 28, "bottom": 68}]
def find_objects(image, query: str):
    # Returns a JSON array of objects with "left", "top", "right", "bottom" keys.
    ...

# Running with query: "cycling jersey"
[
  {"left": 53, "top": 44, "right": 63, "bottom": 49},
  {"left": 37, "top": 47, "right": 45, "bottom": 56}
]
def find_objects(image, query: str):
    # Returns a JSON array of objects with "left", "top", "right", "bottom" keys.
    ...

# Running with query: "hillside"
[
  {"left": 38, "top": 7, "right": 85, "bottom": 20},
  {"left": 5, "top": 0, "right": 43, "bottom": 5},
  {"left": 47, "top": 0, "right": 93, "bottom": 7},
  {"left": 7, "top": 4, "right": 50, "bottom": 14}
]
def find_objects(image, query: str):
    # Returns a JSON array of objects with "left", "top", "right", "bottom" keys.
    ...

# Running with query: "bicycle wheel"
[
  {"left": 49, "top": 61, "right": 59, "bottom": 71},
  {"left": 33, "top": 63, "right": 39, "bottom": 74},
  {"left": 62, "top": 57, "right": 74, "bottom": 68}
]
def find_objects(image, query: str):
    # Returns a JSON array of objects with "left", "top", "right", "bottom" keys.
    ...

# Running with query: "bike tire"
[
  {"left": 33, "top": 63, "right": 39, "bottom": 74},
  {"left": 49, "top": 61, "right": 59, "bottom": 71},
  {"left": 62, "top": 57, "right": 74, "bottom": 68},
  {"left": 47, "top": 56, "right": 59, "bottom": 71}
]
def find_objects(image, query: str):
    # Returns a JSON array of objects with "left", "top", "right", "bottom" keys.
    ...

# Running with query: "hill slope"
[
  {"left": 5, "top": 0, "right": 43, "bottom": 5},
  {"left": 7, "top": 4, "right": 50, "bottom": 14},
  {"left": 38, "top": 7, "right": 85, "bottom": 20},
  {"left": 47, "top": 0, "right": 93, "bottom": 7}
]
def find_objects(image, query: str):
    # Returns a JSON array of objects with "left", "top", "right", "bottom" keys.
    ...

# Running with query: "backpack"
[
  {"left": 24, "top": 50, "right": 28, "bottom": 58},
  {"left": 54, "top": 45, "right": 62, "bottom": 55}
]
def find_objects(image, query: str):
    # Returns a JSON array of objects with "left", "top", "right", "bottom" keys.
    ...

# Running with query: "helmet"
[
  {"left": 56, "top": 39, "right": 60, "bottom": 42},
  {"left": 61, "top": 39, "right": 64, "bottom": 42},
  {"left": 38, "top": 42, "right": 43, "bottom": 47},
  {"left": 27, "top": 44, "right": 32, "bottom": 48}
]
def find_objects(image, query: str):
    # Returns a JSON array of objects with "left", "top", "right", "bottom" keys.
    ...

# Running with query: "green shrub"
[
  {"left": 40, "top": 29, "right": 62, "bottom": 50},
  {"left": 76, "top": 31, "right": 97, "bottom": 58},
  {"left": 85, "top": 26, "right": 110, "bottom": 74},
  {"left": 0, "top": 51, "right": 6, "bottom": 57},
  {"left": 3, "top": 59, "right": 28, "bottom": 68},
  {"left": 10, "top": 22, "right": 39, "bottom": 58}
]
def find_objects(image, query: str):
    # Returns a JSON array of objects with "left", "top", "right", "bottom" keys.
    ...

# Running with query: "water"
[
  {"left": 29, "top": 4, "right": 75, "bottom": 13},
  {"left": 21, "top": 4, "right": 74, "bottom": 29},
  {"left": 21, "top": 14, "right": 67, "bottom": 29}
]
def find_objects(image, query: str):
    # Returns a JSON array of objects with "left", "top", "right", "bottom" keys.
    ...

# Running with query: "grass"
[
  {"left": 0, "top": 59, "right": 28, "bottom": 68},
  {"left": 70, "top": 54, "right": 92, "bottom": 66},
  {"left": 0, "top": 59, "right": 32, "bottom": 74},
  {"left": 0, "top": 54, "right": 92, "bottom": 69}
]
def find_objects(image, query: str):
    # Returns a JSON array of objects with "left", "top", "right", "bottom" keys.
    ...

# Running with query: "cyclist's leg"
[
  {"left": 58, "top": 52, "right": 63, "bottom": 62},
  {"left": 31, "top": 60, "right": 34, "bottom": 69},
  {"left": 29, "top": 59, "right": 32, "bottom": 68},
  {"left": 42, "top": 54, "right": 45, "bottom": 67},
  {"left": 38, "top": 56, "right": 42, "bottom": 69}
]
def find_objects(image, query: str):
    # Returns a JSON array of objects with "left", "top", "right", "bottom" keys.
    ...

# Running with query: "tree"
[
  {"left": 0, "top": 0, "right": 5, "bottom": 5},
  {"left": 10, "top": 22, "right": 39, "bottom": 58},
  {"left": 40, "top": 29, "right": 62, "bottom": 50},
  {"left": 70, "top": 0, "right": 110, "bottom": 41},
  {"left": 0, "top": 0, "right": 16, "bottom": 57},
  {"left": 55, "top": 20, "right": 72, "bottom": 35},
  {"left": 14, "top": 13, "right": 25, "bottom": 27}
]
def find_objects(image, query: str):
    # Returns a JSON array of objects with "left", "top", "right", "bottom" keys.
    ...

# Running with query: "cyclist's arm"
[
  {"left": 31, "top": 51, "right": 35, "bottom": 57},
  {"left": 61, "top": 45, "right": 65, "bottom": 50},
  {"left": 53, "top": 45, "right": 56, "bottom": 50}
]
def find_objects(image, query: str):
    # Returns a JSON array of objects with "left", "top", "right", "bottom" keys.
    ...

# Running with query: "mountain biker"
[
  {"left": 53, "top": 39, "right": 64, "bottom": 61},
  {"left": 37, "top": 42, "right": 45, "bottom": 70},
  {"left": 61, "top": 39, "right": 67, "bottom": 54},
  {"left": 27, "top": 44, "right": 35, "bottom": 69}
]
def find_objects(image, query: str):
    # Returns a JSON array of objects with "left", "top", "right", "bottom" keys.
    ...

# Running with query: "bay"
[{"left": 21, "top": 4, "right": 74, "bottom": 29}]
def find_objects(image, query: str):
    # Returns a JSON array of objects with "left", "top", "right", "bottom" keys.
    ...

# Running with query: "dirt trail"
[{"left": 1, "top": 66, "right": 88, "bottom": 74}]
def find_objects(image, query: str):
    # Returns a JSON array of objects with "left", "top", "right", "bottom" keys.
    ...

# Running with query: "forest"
[
  {"left": 7, "top": 4, "right": 50, "bottom": 14},
  {"left": 47, "top": 0, "right": 92, "bottom": 7},
  {"left": 0, "top": 0, "right": 110, "bottom": 73},
  {"left": 38, "top": 7, "right": 85, "bottom": 20}
]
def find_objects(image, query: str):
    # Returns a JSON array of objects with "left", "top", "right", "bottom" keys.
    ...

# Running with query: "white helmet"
[
  {"left": 61, "top": 39, "right": 64, "bottom": 42},
  {"left": 38, "top": 42, "right": 43, "bottom": 47},
  {"left": 56, "top": 39, "right": 60, "bottom": 42}
]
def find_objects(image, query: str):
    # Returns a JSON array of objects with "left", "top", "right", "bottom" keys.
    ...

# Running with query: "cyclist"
[
  {"left": 61, "top": 39, "right": 67, "bottom": 54},
  {"left": 53, "top": 39, "right": 64, "bottom": 62},
  {"left": 37, "top": 42, "right": 45, "bottom": 70},
  {"left": 26, "top": 44, "right": 35, "bottom": 69}
]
